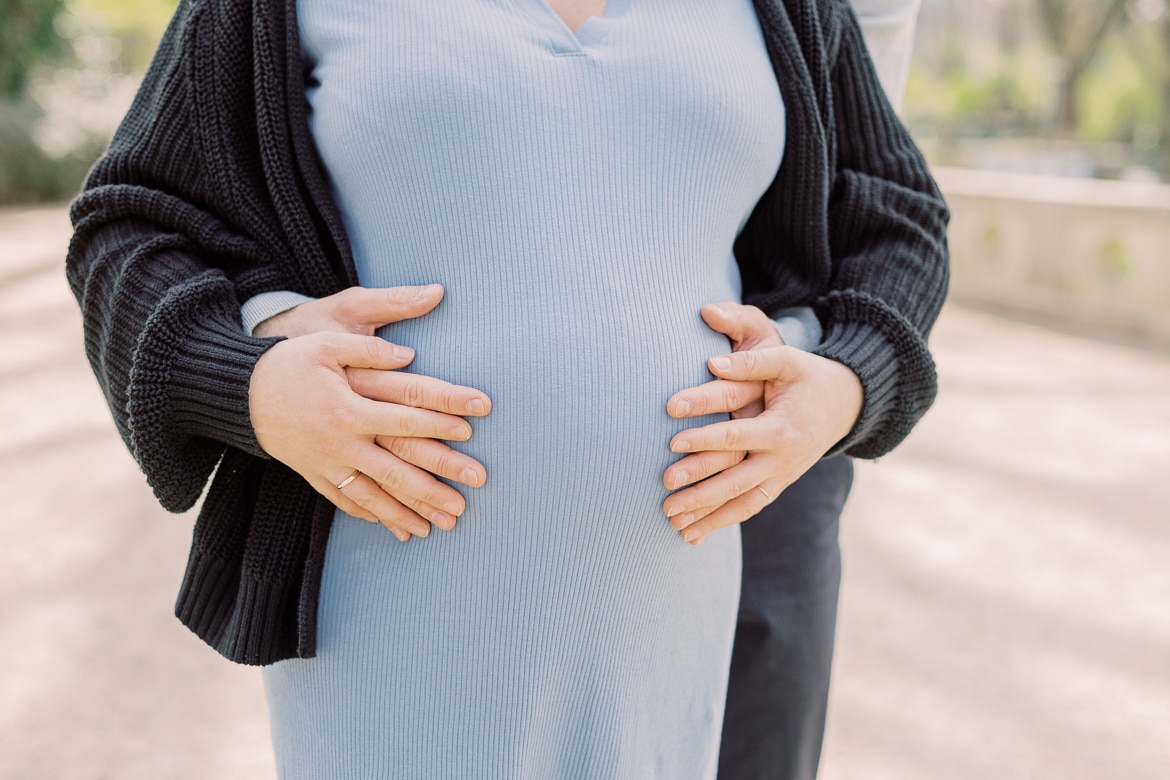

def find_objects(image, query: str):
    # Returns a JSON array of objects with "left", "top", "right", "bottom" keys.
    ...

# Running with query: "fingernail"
[
  {"left": 673, "top": 512, "right": 695, "bottom": 529},
  {"left": 467, "top": 398, "right": 486, "bottom": 415},
  {"left": 443, "top": 499, "right": 464, "bottom": 516},
  {"left": 671, "top": 439, "right": 691, "bottom": 453},
  {"left": 710, "top": 356, "right": 732, "bottom": 371},
  {"left": 394, "top": 345, "right": 415, "bottom": 361},
  {"left": 460, "top": 467, "right": 480, "bottom": 486},
  {"left": 415, "top": 284, "right": 441, "bottom": 301},
  {"left": 671, "top": 469, "right": 688, "bottom": 489},
  {"left": 708, "top": 303, "right": 727, "bottom": 316},
  {"left": 674, "top": 399, "right": 691, "bottom": 416},
  {"left": 430, "top": 510, "right": 454, "bottom": 530},
  {"left": 455, "top": 426, "right": 472, "bottom": 441},
  {"left": 681, "top": 528, "right": 700, "bottom": 544},
  {"left": 415, "top": 523, "right": 430, "bottom": 538},
  {"left": 666, "top": 504, "right": 686, "bottom": 517}
]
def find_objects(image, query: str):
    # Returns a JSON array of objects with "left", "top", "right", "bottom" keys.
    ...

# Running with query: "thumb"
[
  {"left": 700, "top": 302, "right": 783, "bottom": 350},
  {"left": 338, "top": 284, "right": 445, "bottom": 329},
  {"left": 324, "top": 332, "right": 415, "bottom": 371}
]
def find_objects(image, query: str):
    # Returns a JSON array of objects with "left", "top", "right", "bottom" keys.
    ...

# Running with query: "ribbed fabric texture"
[
  {"left": 64, "top": 0, "right": 948, "bottom": 666},
  {"left": 258, "top": 2, "right": 779, "bottom": 776}
]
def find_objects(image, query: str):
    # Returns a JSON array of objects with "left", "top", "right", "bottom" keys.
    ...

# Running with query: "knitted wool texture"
[{"left": 66, "top": 0, "right": 949, "bottom": 665}]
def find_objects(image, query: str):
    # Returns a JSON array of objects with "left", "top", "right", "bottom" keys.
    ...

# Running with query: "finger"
[
  {"left": 669, "top": 414, "right": 786, "bottom": 454},
  {"left": 700, "top": 302, "right": 785, "bottom": 350},
  {"left": 334, "top": 284, "right": 445, "bottom": 329},
  {"left": 377, "top": 435, "right": 487, "bottom": 488},
  {"left": 678, "top": 484, "right": 778, "bottom": 545},
  {"left": 355, "top": 443, "right": 468, "bottom": 521},
  {"left": 355, "top": 396, "right": 475, "bottom": 441},
  {"left": 670, "top": 503, "right": 717, "bottom": 534},
  {"left": 360, "top": 467, "right": 460, "bottom": 533},
  {"left": 390, "top": 494, "right": 457, "bottom": 532},
  {"left": 662, "top": 450, "right": 745, "bottom": 490},
  {"left": 663, "top": 457, "right": 776, "bottom": 524},
  {"left": 349, "top": 369, "right": 492, "bottom": 417},
  {"left": 322, "top": 332, "right": 416, "bottom": 371},
  {"left": 673, "top": 476, "right": 787, "bottom": 539},
  {"left": 335, "top": 472, "right": 433, "bottom": 538},
  {"left": 667, "top": 379, "right": 763, "bottom": 418},
  {"left": 307, "top": 473, "right": 381, "bottom": 524},
  {"left": 316, "top": 472, "right": 415, "bottom": 542},
  {"left": 708, "top": 346, "right": 801, "bottom": 383}
]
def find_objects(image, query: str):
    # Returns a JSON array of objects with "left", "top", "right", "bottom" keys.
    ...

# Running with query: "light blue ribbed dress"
[{"left": 262, "top": 2, "right": 786, "bottom": 777}]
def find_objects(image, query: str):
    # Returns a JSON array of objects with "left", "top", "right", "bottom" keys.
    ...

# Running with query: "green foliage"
[
  {"left": 905, "top": 2, "right": 1167, "bottom": 179},
  {"left": 1078, "top": 36, "right": 1160, "bottom": 143},
  {"left": 0, "top": 0, "right": 175, "bottom": 204},
  {"left": 904, "top": 43, "right": 1054, "bottom": 139},
  {"left": 0, "top": 0, "right": 66, "bottom": 98}
]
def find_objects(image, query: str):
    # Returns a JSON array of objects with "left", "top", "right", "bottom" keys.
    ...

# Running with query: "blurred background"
[{"left": 1, "top": 0, "right": 1167, "bottom": 778}]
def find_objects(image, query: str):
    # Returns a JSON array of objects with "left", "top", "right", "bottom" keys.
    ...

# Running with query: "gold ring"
[
  {"left": 756, "top": 486, "right": 774, "bottom": 503},
  {"left": 336, "top": 469, "right": 361, "bottom": 491}
]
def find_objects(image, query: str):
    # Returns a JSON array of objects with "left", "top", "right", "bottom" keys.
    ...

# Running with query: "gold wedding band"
[
  {"left": 336, "top": 469, "right": 361, "bottom": 491},
  {"left": 756, "top": 486, "right": 774, "bottom": 503}
]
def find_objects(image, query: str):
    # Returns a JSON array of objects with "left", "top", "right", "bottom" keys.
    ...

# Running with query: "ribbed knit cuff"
[
  {"left": 165, "top": 306, "right": 283, "bottom": 456},
  {"left": 812, "top": 289, "right": 938, "bottom": 460},
  {"left": 125, "top": 274, "right": 283, "bottom": 510},
  {"left": 812, "top": 318, "right": 899, "bottom": 458}
]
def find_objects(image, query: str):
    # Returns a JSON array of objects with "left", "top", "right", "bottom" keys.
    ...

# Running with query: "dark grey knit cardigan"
[{"left": 66, "top": 0, "right": 949, "bottom": 665}]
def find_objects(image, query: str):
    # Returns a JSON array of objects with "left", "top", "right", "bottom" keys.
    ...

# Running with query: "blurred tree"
[
  {"left": 1036, "top": 0, "right": 1130, "bottom": 136},
  {"left": 1080, "top": 36, "right": 1158, "bottom": 143},
  {"left": 0, "top": 0, "right": 66, "bottom": 99},
  {"left": 0, "top": 0, "right": 175, "bottom": 205}
]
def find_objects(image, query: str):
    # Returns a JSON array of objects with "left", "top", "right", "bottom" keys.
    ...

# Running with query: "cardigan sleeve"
[
  {"left": 809, "top": 0, "right": 950, "bottom": 459},
  {"left": 66, "top": 0, "right": 282, "bottom": 513}
]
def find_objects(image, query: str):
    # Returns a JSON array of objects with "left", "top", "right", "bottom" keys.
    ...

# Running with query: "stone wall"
[{"left": 935, "top": 166, "right": 1170, "bottom": 347}]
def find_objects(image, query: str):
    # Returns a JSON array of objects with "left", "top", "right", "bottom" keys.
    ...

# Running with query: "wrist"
[{"left": 823, "top": 357, "right": 865, "bottom": 441}]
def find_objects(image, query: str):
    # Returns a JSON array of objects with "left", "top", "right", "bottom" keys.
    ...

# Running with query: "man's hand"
[{"left": 662, "top": 302, "right": 863, "bottom": 545}]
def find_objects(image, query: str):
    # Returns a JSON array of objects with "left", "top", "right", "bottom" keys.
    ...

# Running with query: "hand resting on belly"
[
  {"left": 248, "top": 285, "right": 492, "bottom": 541},
  {"left": 249, "top": 287, "right": 861, "bottom": 548},
  {"left": 662, "top": 303, "right": 864, "bottom": 546}
]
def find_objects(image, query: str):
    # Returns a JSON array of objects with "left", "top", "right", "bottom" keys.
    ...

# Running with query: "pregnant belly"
[
  {"left": 371, "top": 289, "right": 734, "bottom": 541},
  {"left": 319, "top": 282, "right": 745, "bottom": 688},
  {"left": 300, "top": 286, "right": 745, "bottom": 780}
]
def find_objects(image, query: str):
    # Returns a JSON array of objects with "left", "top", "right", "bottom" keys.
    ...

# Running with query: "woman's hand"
[
  {"left": 249, "top": 285, "right": 491, "bottom": 541},
  {"left": 662, "top": 302, "right": 863, "bottom": 545}
]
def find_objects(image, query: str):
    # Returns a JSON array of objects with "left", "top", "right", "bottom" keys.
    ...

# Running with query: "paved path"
[{"left": 2, "top": 205, "right": 1167, "bottom": 779}]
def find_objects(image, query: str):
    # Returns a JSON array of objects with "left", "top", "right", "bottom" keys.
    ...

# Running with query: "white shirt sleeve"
[
  {"left": 240, "top": 291, "right": 315, "bottom": 335},
  {"left": 848, "top": 0, "right": 921, "bottom": 112},
  {"left": 771, "top": 307, "right": 824, "bottom": 351}
]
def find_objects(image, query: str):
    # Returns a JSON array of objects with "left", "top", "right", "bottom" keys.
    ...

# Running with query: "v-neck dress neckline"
[{"left": 509, "top": 0, "right": 630, "bottom": 54}]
